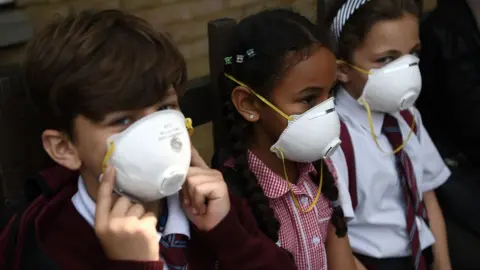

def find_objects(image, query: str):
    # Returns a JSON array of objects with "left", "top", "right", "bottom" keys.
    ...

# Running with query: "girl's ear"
[
  {"left": 231, "top": 86, "right": 261, "bottom": 123},
  {"left": 337, "top": 61, "right": 350, "bottom": 84}
]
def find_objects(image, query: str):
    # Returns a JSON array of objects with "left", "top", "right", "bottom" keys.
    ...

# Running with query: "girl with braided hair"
[{"left": 212, "top": 8, "right": 356, "bottom": 270}]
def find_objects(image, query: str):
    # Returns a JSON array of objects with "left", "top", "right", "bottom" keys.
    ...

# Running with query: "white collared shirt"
[
  {"left": 330, "top": 88, "right": 451, "bottom": 258},
  {"left": 72, "top": 176, "right": 190, "bottom": 268}
]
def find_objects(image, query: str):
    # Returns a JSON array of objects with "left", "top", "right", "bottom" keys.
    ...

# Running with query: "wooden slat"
[
  {"left": 415, "top": 0, "right": 424, "bottom": 15},
  {"left": 180, "top": 75, "right": 211, "bottom": 127},
  {"left": 207, "top": 18, "right": 237, "bottom": 151},
  {"left": 316, "top": 0, "right": 327, "bottom": 25}
]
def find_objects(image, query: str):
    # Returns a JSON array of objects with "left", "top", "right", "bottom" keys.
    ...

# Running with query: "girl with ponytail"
[{"left": 325, "top": 0, "right": 451, "bottom": 269}]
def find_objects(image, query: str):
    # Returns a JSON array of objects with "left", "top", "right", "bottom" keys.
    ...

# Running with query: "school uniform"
[
  {"left": 0, "top": 165, "right": 296, "bottom": 270},
  {"left": 224, "top": 150, "right": 352, "bottom": 270},
  {"left": 72, "top": 176, "right": 190, "bottom": 270},
  {"left": 330, "top": 88, "right": 451, "bottom": 267}
]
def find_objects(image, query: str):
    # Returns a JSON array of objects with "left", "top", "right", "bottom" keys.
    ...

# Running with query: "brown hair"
[
  {"left": 25, "top": 9, "right": 187, "bottom": 136},
  {"left": 326, "top": 0, "right": 419, "bottom": 61}
]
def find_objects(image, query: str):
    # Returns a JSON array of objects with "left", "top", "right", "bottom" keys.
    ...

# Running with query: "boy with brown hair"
[{"left": 0, "top": 9, "right": 295, "bottom": 270}]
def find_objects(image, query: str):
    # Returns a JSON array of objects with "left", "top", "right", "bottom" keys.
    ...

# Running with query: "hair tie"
[
  {"left": 224, "top": 56, "right": 233, "bottom": 65},
  {"left": 331, "top": 0, "right": 369, "bottom": 41},
  {"left": 246, "top": 48, "right": 256, "bottom": 58},
  {"left": 224, "top": 49, "right": 256, "bottom": 66},
  {"left": 236, "top": 54, "right": 244, "bottom": 63}
]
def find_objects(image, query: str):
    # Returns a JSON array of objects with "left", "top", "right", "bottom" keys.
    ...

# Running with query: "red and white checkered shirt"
[{"left": 225, "top": 151, "right": 336, "bottom": 270}]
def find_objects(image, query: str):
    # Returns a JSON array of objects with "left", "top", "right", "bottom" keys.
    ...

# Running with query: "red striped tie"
[
  {"left": 160, "top": 233, "right": 188, "bottom": 269},
  {"left": 157, "top": 204, "right": 188, "bottom": 270},
  {"left": 382, "top": 114, "right": 428, "bottom": 270}
]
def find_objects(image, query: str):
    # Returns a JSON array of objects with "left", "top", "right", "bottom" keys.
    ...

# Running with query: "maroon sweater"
[{"left": 0, "top": 166, "right": 296, "bottom": 270}]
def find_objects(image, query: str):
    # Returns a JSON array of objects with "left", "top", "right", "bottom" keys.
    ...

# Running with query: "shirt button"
[
  {"left": 301, "top": 196, "right": 309, "bottom": 206},
  {"left": 312, "top": 236, "right": 321, "bottom": 246}
]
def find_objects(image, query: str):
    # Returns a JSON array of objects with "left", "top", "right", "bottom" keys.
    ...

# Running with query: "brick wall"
[{"left": 0, "top": 0, "right": 317, "bottom": 79}]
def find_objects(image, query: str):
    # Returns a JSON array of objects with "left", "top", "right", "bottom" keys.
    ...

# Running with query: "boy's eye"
[{"left": 158, "top": 104, "right": 177, "bottom": 111}]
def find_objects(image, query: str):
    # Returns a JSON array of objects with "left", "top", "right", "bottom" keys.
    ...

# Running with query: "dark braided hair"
[
  {"left": 217, "top": 9, "right": 347, "bottom": 241},
  {"left": 312, "top": 160, "right": 347, "bottom": 237}
]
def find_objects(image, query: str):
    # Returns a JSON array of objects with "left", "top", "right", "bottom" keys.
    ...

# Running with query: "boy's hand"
[
  {"left": 182, "top": 147, "right": 230, "bottom": 231},
  {"left": 94, "top": 167, "right": 160, "bottom": 261}
]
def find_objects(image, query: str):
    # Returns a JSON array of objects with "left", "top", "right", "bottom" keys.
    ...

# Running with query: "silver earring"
[{"left": 249, "top": 114, "right": 255, "bottom": 120}]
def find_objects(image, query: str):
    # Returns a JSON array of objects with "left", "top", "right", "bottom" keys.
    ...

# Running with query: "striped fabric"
[
  {"left": 160, "top": 234, "right": 189, "bottom": 270},
  {"left": 158, "top": 203, "right": 188, "bottom": 270},
  {"left": 382, "top": 114, "right": 428, "bottom": 270},
  {"left": 331, "top": 0, "right": 370, "bottom": 40}
]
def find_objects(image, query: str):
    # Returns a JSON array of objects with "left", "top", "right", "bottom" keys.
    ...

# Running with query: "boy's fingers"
[
  {"left": 110, "top": 197, "right": 132, "bottom": 218},
  {"left": 180, "top": 186, "right": 191, "bottom": 206},
  {"left": 126, "top": 204, "right": 146, "bottom": 218},
  {"left": 95, "top": 166, "right": 116, "bottom": 228},
  {"left": 189, "top": 182, "right": 210, "bottom": 215},
  {"left": 186, "top": 167, "right": 217, "bottom": 177},
  {"left": 190, "top": 146, "right": 208, "bottom": 169},
  {"left": 140, "top": 212, "right": 158, "bottom": 228}
]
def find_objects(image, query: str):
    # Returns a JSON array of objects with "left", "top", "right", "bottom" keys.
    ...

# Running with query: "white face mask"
[
  {"left": 224, "top": 73, "right": 341, "bottom": 163},
  {"left": 271, "top": 97, "right": 341, "bottom": 162},
  {"left": 102, "top": 110, "right": 192, "bottom": 202},
  {"left": 358, "top": 54, "right": 422, "bottom": 113}
]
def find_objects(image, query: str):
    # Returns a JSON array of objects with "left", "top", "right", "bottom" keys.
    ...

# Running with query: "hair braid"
[
  {"left": 223, "top": 98, "right": 280, "bottom": 242},
  {"left": 312, "top": 160, "right": 347, "bottom": 237}
]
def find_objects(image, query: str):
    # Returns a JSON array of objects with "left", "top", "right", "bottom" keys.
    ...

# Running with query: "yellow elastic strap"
[
  {"left": 276, "top": 148, "right": 323, "bottom": 213},
  {"left": 185, "top": 117, "right": 194, "bottom": 137},
  {"left": 360, "top": 100, "right": 416, "bottom": 154},
  {"left": 102, "top": 141, "right": 115, "bottom": 173},
  {"left": 224, "top": 73, "right": 294, "bottom": 121},
  {"left": 337, "top": 60, "right": 372, "bottom": 75}
]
